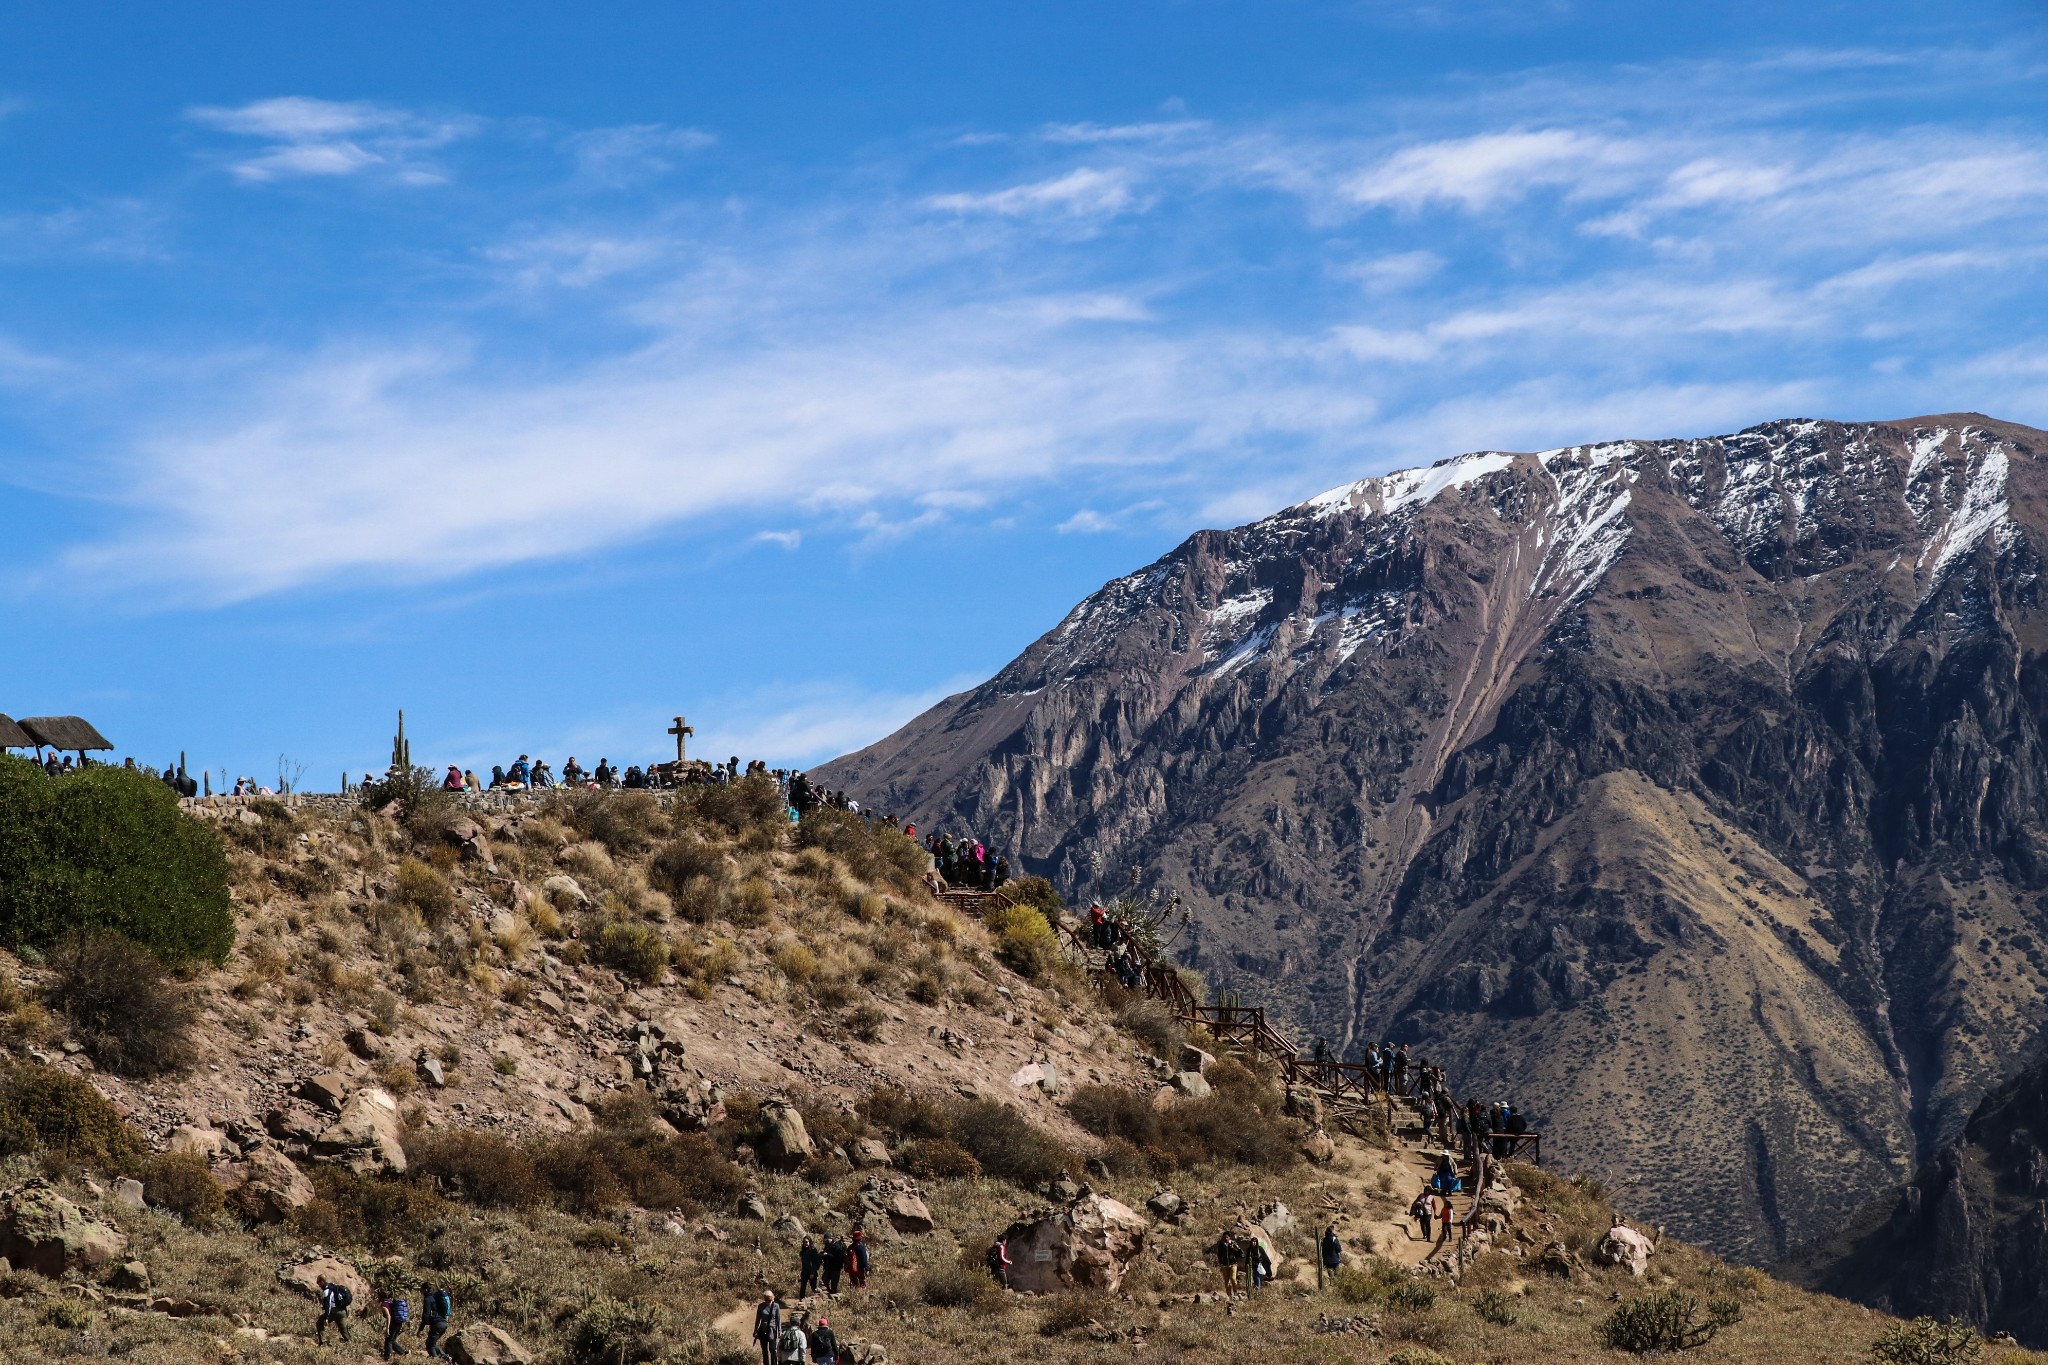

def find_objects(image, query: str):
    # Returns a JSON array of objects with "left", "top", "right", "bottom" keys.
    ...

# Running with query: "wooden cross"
[{"left": 668, "top": 715, "right": 694, "bottom": 764}]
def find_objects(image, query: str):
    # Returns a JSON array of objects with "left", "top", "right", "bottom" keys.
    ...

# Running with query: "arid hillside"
[
  {"left": 0, "top": 777, "right": 2032, "bottom": 1365},
  {"left": 817, "top": 414, "right": 2048, "bottom": 1265}
]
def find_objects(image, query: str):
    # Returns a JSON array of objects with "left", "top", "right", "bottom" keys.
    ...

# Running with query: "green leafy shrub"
[
  {"left": 1870, "top": 1318, "right": 1982, "bottom": 1365},
  {"left": 1386, "top": 1280, "right": 1436, "bottom": 1311},
  {"left": 140, "top": 1151, "right": 224, "bottom": 1223},
  {"left": 569, "top": 1296, "right": 674, "bottom": 1365},
  {"left": 1333, "top": 1258, "right": 1411, "bottom": 1306},
  {"left": 1599, "top": 1289, "right": 1742, "bottom": 1354},
  {"left": 1474, "top": 1287, "right": 1519, "bottom": 1325},
  {"left": 0, "top": 1062, "right": 139, "bottom": 1170},
  {"left": 42, "top": 1300, "right": 92, "bottom": 1330},
  {"left": 0, "top": 756, "right": 233, "bottom": 962},
  {"left": 594, "top": 920, "right": 669, "bottom": 984},
  {"left": 988, "top": 904, "right": 1060, "bottom": 979},
  {"left": 47, "top": 932, "right": 196, "bottom": 1077}
]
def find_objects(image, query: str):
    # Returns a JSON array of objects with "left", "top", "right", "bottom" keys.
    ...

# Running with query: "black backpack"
[{"left": 330, "top": 1285, "right": 353, "bottom": 1312}]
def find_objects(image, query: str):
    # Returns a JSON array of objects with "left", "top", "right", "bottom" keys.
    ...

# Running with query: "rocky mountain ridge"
[{"left": 818, "top": 413, "right": 2048, "bottom": 1263}]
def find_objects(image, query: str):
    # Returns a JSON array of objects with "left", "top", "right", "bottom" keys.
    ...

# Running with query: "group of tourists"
[
  {"left": 1211, "top": 1228, "right": 1277, "bottom": 1294},
  {"left": 314, "top": 1273, "right": 455, "bottom": 1359},
  {"left": 760, "top": 1231, "right": 871, "bottom": 1365},
  {"left": 925, "top": 831, "right": 1011, "bottom": 891},
  {"left": 1087, "top": 902, "right": 1149, "bottom": 989}
]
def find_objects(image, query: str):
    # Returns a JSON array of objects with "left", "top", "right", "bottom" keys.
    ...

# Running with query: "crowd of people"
[
  {"left": 925, "top": 831, "right": 1010, "bottom": 892},
  {"left": 757, "top": 1230, "right": 871, "bottom": 1365}
]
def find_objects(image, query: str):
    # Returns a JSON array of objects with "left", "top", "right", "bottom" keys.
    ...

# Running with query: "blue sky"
[{"left": 1, "top": 2, "right": 2044, "bottom": 789}]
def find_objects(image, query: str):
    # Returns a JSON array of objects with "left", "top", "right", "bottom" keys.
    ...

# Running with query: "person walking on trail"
[
  {"left": 846, "top": 1229, "right": 871, "bottom": 1290},
  {"left": 1319, "top": 1224, "right": 1343, "bottom": 1289},
  {"left": 1214, "top": 1232, "right": 1243, "bottom": 1297},
  {"left": 314, "top": 1276, "right": 352, "bottom": 1345},
  {"left": 809, "top": 1315, "right": 839, "bottom": 1365},
  {"left": 821, "top": 1235, "right": 846, "bottom": 1295},
  {"left": 778, "top": 1312, "right": 809, "bottom": 1365},
  {"left": 753, "top": 1292, "right": 782, "bottom": 1365},
  {"left": 986, "top": 1236, "right": 1012, "bottom": 1290},
  {"left": 1409, "top": 1189, "right": 1437, "bottom": 1242},
  {"left": 1248, "top": 1235, "right": 1273, "bottom": 1291},
  {"left": 380, "top": 1292, "right": 411, "bottom": 1359},
  {"left": 798, "top": 1236, "right": 823, "bottom": 1299},
  {"left": 421, "top": 1281, "right": 453, "bottom": 1359}
]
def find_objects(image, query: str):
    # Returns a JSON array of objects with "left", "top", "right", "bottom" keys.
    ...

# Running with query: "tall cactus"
[{"left": 391, "top": 710, "right": 410, "bottom": 772}]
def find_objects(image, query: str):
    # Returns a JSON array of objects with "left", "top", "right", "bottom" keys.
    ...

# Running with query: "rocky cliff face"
[
  {"left": 1786, "top": 1046, "right": 2048, "bottom": 1346},
  {"left": 817, "top": 414, "right": 2048, "bottom": 1263}
]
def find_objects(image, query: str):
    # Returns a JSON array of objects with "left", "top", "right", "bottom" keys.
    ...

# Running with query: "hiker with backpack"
[
  {"left": 778, "top": 1311, "right": 809, "bottom": 1365},
  {"left": 753, "top": 1292, "right": 782, "bottom": 1365},
  {"left": 846, "top": 1229, "right": 871, "bottom": 1289},
  {"left": 314, "top": 1276, "right": 353, "bottom": 1345},
  {"left": 380, "top": 1291, "right": 411, "bottom": 1359},
  {"left": 809, "top": 1315, "right": 838, "bottom": 1365},
  {"left": 986, "top": 1236, "right": 1011, "bottom": 1290},
  {"left": 421, "top": 1281, "right": 452, "bottom": 1359},
  {"left": 1319, "top": 1224, "right": 1343, "bottom": 1289}
]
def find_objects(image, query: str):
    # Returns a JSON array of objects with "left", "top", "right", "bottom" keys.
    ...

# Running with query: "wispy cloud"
[
  {"left": 926, "top": 167, "right": 1136, "bottom": 218},
  {"left": 186, "top": 96, "right": 475, "bottom": 183},
  {"left": 568, "top": 123, "right": 715, "bottom": 187}
]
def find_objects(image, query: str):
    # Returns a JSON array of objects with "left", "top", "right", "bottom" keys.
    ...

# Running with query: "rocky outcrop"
[
  {"left": 819, "top": 414, "right": 2048, "bottom": 1263},
  {"left": 278, "top": 1255, "right": 370, "bottom": 1308},
  {"left": 447, "top": 1324, "right": 535, "bottom": 1365},
  {"left": 0, "top": 1181, "right": 127, "bottom": 1276},
  {"left": 220, "top": 1145, "right": 316, "bottom": 1222},
  {"left": 1787, "top": 1047, "right": 2048, "bottom": 1346},
  {"left": 1596, "top": 1224, "right": 1653, "bottom": 1277},
  {"left": 999, "top": 1193, "right": 1147, "bottom": 1294},
  {"left": 314, "top": 1086, "right": 407, "bottom": 1174},
  {"left": 755, "top": 1099, "right": 814, "bottom": 1173}
]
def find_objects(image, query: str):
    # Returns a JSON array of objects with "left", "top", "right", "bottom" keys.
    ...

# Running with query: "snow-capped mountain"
[{"left": 818, "top": 414, "right": 2048, "bottom": 1264}]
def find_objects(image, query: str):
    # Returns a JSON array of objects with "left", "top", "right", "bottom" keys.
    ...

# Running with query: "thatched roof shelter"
[
  {"left": 0, "top": 714, "right": 32, "bottom": 749},
  {"left": 16, "top": 716, "right": 113, "bottom": 752}
]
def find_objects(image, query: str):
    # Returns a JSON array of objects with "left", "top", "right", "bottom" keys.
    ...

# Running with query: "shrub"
[
  {"left": 1473, "top": 1287, "right": 1519, "bottom": 1325},
  {"left": 561, "top": 791, "right": 666, "bottom": 855},
  {"left": 47, "top": 932, "right": 197, "bottom": 1077},
  {"left": 595, "top": 921, "right": 669, "bottom": 985},
  {"left": 407, "top": 1130, "right": 546, "bottom": 1208},
  {"left": 392, "top": 859, "right": 457, "bottom": 924},
  {"left": 42, "top": 1299, "right": 92, "bottom": 1330},
  {"left": 730, "top": 877, "right": 774, "bottom": 927},
  {"left": 1005, "top": 875, "right": 1065, "bottom": 917},
  {"left": 771, "top": 940, "right": 817, "bottom": 984},
  {"left": 0, "top": 1062, "right": 139, "bottom": 1170},
  {"left": 1871, "top": 1318, "right": 1982, "bottom": 1365},
  {"left": 1333, "top": 1259, "right": 1410, "bottom": 1306},
  {"left": 291, "top": 1167, "right": 449, "bottom": 1253},
  {"left": 569, "top": 1296, "right": 673, "bottom": 1365},
  {"left": 794, "top": 809, "right": 928, "bottom": 896},
  {"left": 1387, "top": 1280, "right": 1436, "bottom": 1311},
  {"left": 686, "top": 774, "right": 789, "bottom": 840},
  {"left": 1038, "top": 1295, "right": 1097, "bottom": 1336},
  {"left": 536, "top": 1124, "right": 746, "bottom": 1216},
  {"left": 1114, "top": 999, "right": 1186, "bottom": 1063},
  {"left": 649, "top": 836, "right": 726, "bottom": 897},
  {"left": 919, "top": 1262, "right": 1000, "bottom": 1310},
  {"left": 1599, "top": 1289, "right": 1742, "bottom": 1354},
  {"left": 899, "top": 1138, "right": 982, "bottom": 1180},
  {"left": 1065, "top": 1069, "right": 1303, "bottom": 1173},
  {"left": 140, "top": 1151, "right": 224, "bottom": 1223},
  {"left": 947, "top": 1099, "right": 1074, "bottom": 1187},
  {"left": 1383, "top": 1350, "right": 1453, "bottom": 1365},
  {"left": 0, "top": 756, "right": 234, "bottom": 962},
  {"left": 988, "top": 904, "right": 1060, "bottom": 979}
]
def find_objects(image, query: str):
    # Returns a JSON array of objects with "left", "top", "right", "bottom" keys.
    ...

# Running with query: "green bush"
[
  {"left": 860, "top": 1088, "right": 1073, "bottom": 1188},
  {"left": 1333, "top": 1258, "right": 1411, "bottom": 1306},
  {"left": 686, "top": 774, "right": 789, "bottom": 840},
  {"left": 0, "top": 756, "right": 233, "bottom": 962},
  {"left": 989, "top": 904, "right": 1060, "bottom": 979},
  {"left": 47, "top": 931, "right": 198, "bottom": 1077},
  {"left": 0, "top": 1062, "right": 139, "bottom": 1171},
  {"left": 140, "top": 1151, "right": 224, "bottom": 1223},
  {"left": 290, "top": 1166, "right": 449, "bottom": 1253},
  {"left": 569, "top": 1296, "right": 673, "bottom": 1365},
  {"left": 392, "top": 858, "right": 457, "bottom": 924},
  {"left": 1870, "top": 1318, "right": 1982, "bottom": 1365},
  {"left": 594, "top": 921, "right": 669, "bottom": 984},
  {"left": 1599, "top": 1289, "right": 1742, "bottom": 1354},
  {"left": 557, "top": 790, "right": 666, "bottom": 855},
  {"left": 1473, "top": 1287, "right": 1519, "bottom": 1325}
]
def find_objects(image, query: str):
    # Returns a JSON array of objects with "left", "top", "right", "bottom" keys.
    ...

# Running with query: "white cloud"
[
  {"left": 1344, "top": 129, "right": 1638, "bottom": 210},
  {"left": 569, "top": 123, "right": 716, "bottom": 186},
  {"left": 751, "top": 529, "right": 802, "bottom": 550},
  {"left": 1057, "top": 508, "right": 1117, "bottom": 533},
  {"left": 926, "top": 167, "right": 1136, "bottom": 218},
  {"left": 186, "top": 96, "right": 475, "bottom": 183},
  {"left": 1041, "top": 119, "right": 1208, "bottom": 144}
]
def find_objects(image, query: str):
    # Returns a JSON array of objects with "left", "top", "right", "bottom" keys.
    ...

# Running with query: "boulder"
[
  {"left": 850, "top": 1139, "right": 893, "bottom": 1169},
  {"left": 1144, "top": 1190, "right": 1184, "bottom": 1220},
  {"left": 110, "top": 1261, "right": 151, "bottom": 1291},
  {"left": 541, "top": 874, "right": 589, "bottom": 909},
  {"left": 1169, "top": 1071, "right": 1211, "bottom": 1098},
  {"left": 278, "top": 1256, "right": 370, "bottom": 1309},
  {"left": 756, "top": 1099, "right": 814, "bottom": 1173},
  {"left": 739, "top": 1194, "right": 771, "bottom": 1222},
  {"left": 1177, "top": 1045, "right": 1215, "bottom": 1075},
  {"left": 999, "top": 1193, "right": 1147, "bottom": 1295},
  {"left": 772, "top": 1215, "right": 807, "bottom": 1240},
  {"left": 1300, "top": 1129, "right": 1337, "bottom": 1165},
  {"left": 447, "top": 1323, "right": 535, "bottom": 1365},
  {"left": 221, "top": 1145, "right": 315, "bottom": 1222},
  {"left": 313, "top": 1086, "right": 407, "bottom": 1175},
  {"left": 344, "top": 1027, "right": 385, "bottom": 1061},
  {"left": 165, "top": 1125, "right": 227, "bottom": 1161},
  {"left": 882, "top": 1191, "right": 935, "bottom": 1234},
  {"left": 1283, "top": 1086, "right": 1323, "bottom": 1125},
  {"left": 109, "top": 1179, "right": 145, "bottom": 1211},
  {"left": 1595, "top": 1224, "right": 1653, "bottom": 1277},
  {"left": 1257, "top": 1202, "right": 1295, "bottom": 1238},
  {"left": 0, "top": 1181, "right": 128, "bottom": 1277},
  {"left": 298, "top": 1073, "right": 350, "bottom": 1114},
  {"left": 419, "top": 1057, "right": 448, "bottom": 1088}
]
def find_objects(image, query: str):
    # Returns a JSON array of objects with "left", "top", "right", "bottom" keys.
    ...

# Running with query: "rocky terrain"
[
  {"left": 0, "top": 780, "right": 2033, "bottom": 1363},
  {"left": 1786, "top": 1045, "right": 2048, "bottom": 1347},
  {"left": 817, "top": 414, "right": 2048, "bottom": 1264}
]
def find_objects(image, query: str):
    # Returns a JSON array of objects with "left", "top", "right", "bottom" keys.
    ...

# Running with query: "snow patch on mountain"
[
  {"left": 1921, "top": 439, "right": 2011, "bottom": 582},
  {"left": 1302, "top": 450, "right": 1516, "bottom": 520}
]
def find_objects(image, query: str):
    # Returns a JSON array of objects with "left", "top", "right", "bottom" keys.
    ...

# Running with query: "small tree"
[
  {"left": 1870, "top": 1318, "right": 1981, "bottom": 1365},
  {"left": 1599, "top": 1289, "right": 1742, "bottom": 1353}
]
